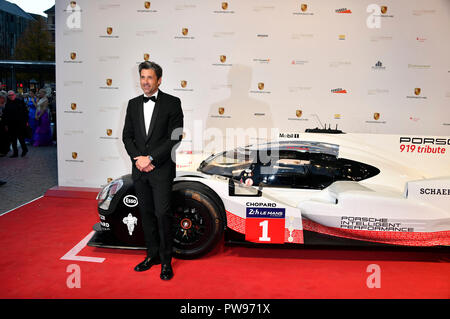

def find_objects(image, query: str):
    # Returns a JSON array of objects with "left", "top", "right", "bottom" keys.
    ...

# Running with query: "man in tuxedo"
[{"left": 122, "top": 61, "right": 183, "bottom": 280}]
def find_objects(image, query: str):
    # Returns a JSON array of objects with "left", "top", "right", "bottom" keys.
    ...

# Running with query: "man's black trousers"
[{"left": 134, "top": 176, "right": 173, "bottom": 264}]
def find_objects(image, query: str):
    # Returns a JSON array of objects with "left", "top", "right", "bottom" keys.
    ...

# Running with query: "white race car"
[{"left": 89, "top": 134, "right": 450, "bottom": 258}]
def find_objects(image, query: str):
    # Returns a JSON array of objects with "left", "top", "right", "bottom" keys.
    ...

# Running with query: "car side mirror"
[{"left": 228, "top": 178, "right": 262, "bottom": 197}]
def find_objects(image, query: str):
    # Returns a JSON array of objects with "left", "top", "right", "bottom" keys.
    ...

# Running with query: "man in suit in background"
[
  {"left": 0, "top": 91, "right": 10, "bottom": 157},
  {"left": 3, "top": 91, "right": 28, "bottom": 158},
  {"left": 122, "top": 61, "right": 183, "bottom": 280}
]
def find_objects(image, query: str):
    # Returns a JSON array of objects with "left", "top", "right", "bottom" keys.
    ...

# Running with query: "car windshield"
[
  {"left": 198, "top": 147, "right": 256, "bottom": 177},
  {"left": 199, "top": 144, "right": 380, "bottom": 189}
]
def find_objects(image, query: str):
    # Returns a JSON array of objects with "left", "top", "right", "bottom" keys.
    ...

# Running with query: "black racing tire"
[{"left": 171, "top": 182, "right": 225, "bottom": 259}]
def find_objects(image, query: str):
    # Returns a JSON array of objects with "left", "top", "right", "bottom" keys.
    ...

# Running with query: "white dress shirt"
[{"left": 143, "top": 90, "right": 158, "bottom": 135}]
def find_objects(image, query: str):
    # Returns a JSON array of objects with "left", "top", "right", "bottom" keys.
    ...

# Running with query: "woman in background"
[
  {"left": 26, "top": 89, "right": 37, "bottom": 144},
  {"left": 33, "top": 89, "right": 53, "bottom": 146}
]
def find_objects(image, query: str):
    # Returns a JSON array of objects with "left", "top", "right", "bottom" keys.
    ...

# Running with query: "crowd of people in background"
[
  {"left": 0, "top": 88, "right": 56, "bottom": 157},
  {"left": 0, "top": 88, "right": 56, "bottom": 186}
]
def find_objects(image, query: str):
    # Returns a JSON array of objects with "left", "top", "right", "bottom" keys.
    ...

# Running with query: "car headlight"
[{"left": 97, "top": 178, "right": 124, "bottom": 210}]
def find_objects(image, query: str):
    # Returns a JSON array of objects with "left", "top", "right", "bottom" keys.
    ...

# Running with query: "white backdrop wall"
[{"left": 56, "top": 0, "right": 450, "bottom": 187}]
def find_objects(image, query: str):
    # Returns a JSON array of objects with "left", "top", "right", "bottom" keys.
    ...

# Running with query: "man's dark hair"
[{"left": 138, "top": 61, "right": 163, "bottom": 79}]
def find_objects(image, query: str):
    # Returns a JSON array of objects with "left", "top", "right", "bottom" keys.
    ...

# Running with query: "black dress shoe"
[
  {"left": 134, "top": 256, "right": 161, "bottom": 272},
  {"left": 9, "top": 153, "right": 18, "bottom": 158},
  {"left": 21, "top": 150, "right": 28, "bottom": 157},
  {"left": 160, "top": 264, "right": 173, "bottom": 280}
]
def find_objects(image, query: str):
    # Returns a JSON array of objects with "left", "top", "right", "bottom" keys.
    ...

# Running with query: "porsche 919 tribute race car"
[{"left": 88, "top": 134, "right": 450, "bottom": 258}]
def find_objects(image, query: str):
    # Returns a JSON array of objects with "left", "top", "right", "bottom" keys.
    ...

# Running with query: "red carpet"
[{"left": 0, "top": 190, "right": 448, "bottom": 299}]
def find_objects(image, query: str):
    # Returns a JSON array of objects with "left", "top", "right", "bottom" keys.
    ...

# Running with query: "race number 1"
[
  {"left": 245, "top": 207, "right": 285, "bottom": 243},
  {"left": 259, "top": 220, "right": 271, "bottom": 241}
]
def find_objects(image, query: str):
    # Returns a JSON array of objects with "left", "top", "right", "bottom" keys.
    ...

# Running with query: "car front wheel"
[{"left": 171, "top": 182, "right": 225, "bottom": 259}]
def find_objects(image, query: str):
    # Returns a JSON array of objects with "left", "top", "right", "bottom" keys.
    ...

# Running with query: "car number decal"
[{"left": 245, "top": 207, "right": 286, "bottom": 243}]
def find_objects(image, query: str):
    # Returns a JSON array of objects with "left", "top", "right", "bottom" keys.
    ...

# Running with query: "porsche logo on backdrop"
[
  {"left": 65, "top": 103, "right": 82, "bottom": 114},
  {"left": 250, "top": 82, "right": 270, "bottom": 94},
  {"left": 293, "top": 3, "right": 314, "bottom": 15},
  {"left": 175, "top": 28, "right": 194, "bottom": 39},
  {"left": 381, "top": 6, "right": 388, "bottom": 14},
  {"left": 212, "top": 55, "right": 231, "bottom": 67},
  {"left": 407, "top": 88, "right": 426, "bottom": 99},
  {"left": 144, "top": 1, "right": 151, "bottom": 9},
  {"left": 100, "top": 128, "right": 119, "bottom": 140},
  {"left": 365, "top": 112, "right": 386, "bottom": 124},
  {"left": 63, "top": 51, "right": 83, "bottom": 64},
  {"left": 143, "top": 53, "right": 150, "bottom": 61},
  {"left": 213, "top": 1, "right": 234, "bottom": 14},
  {"left": 174, "top": 80, "right": 193, "bottom": 92},
  {"left": 66, "top": 151, "right": 83, "bottom": 163},
  {"left": 365, "top": 113, "right": 386, "bottom": 124},
  {"left": 218, "top": 107, "right": 225, "bottom": 115},
  {"left": 296, "top": 110, "right": 303, "bottom": 118},
  {"left": 100, "top": 26, "right": 119, "bottom": 39},
  {"left": 100, "top": 78, "right": 118, "bottom": 90}
]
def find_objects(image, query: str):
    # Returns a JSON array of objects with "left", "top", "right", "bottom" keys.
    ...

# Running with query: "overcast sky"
[{"left": 7, "top": 0, "right": 55, "bottom": 16}]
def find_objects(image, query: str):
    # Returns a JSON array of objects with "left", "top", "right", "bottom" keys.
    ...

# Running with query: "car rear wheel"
[{"left": 171, "top": 182, "right": 225, "bottom": 259}]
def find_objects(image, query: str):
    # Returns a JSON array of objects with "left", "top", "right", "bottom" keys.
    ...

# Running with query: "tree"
[{"left": 14, "top": 16, "right": 54, "bottom": 61}]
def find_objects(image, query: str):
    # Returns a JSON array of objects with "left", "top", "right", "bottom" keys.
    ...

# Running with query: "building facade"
[{"left": 0, "top": 0, "right": 35, "bottom": 59}]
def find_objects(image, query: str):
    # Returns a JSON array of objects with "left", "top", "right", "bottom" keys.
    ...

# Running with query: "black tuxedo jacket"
[{"left": 122, "top": 90, "right": 184, "bottom": 181}]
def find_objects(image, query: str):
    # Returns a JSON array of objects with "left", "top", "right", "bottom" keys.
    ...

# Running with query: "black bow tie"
[{"left": 143, "top": 96, "right": 156, "bottom": 103}]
